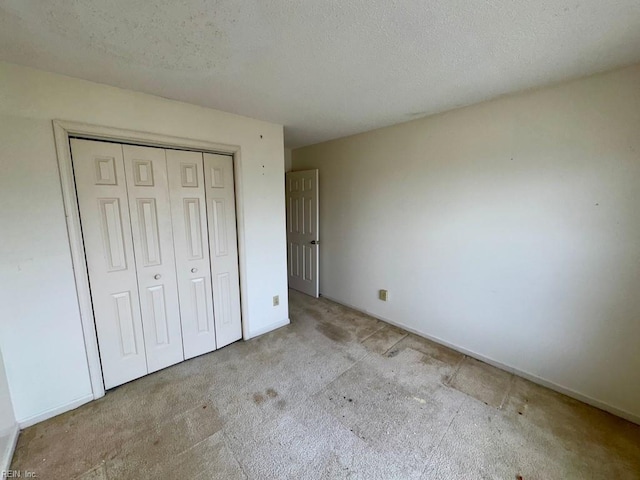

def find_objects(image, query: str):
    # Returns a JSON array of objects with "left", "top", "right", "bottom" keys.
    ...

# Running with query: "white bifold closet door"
[
  {"left": 204, "top": 153, "right": 242, "bottom": 348},
  {"left": 166, "top": 150, "right": 217, "bottom": 359},
  {"left": 72, "top": 139, "right": 242, "bottom": 389},
  {"left": 71, "top": 139, "right": 148, "bottom": 389},
  {"left": 122, "top": 145, "right": 185, "bottom": 373}
]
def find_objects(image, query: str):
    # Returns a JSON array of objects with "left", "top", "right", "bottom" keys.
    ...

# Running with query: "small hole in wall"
[{"left": 260, "top": 134, "right": 263, "bottom": 139}]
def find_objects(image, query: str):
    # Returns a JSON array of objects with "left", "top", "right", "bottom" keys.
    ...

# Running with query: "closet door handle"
[
  {"left": 154, "top": 274, "right": 161, "bottom": 280},
  {"left": 191, "top": 268, "right": 198, "bottom": 273}
]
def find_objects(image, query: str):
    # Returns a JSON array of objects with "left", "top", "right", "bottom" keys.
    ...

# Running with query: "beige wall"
[
  {"left": 284, "top": 148, "right": 293, "bottom": 172},
  {"left": 293, "top": 64, "right": 640, "bottom": 422},
  {"left": 0, "top": 62, "right": 289, "bottom": 425}
]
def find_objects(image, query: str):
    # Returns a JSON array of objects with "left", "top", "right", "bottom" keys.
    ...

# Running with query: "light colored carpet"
[{"left": 11, "top": 290, "right": 640, "bottom": 479}]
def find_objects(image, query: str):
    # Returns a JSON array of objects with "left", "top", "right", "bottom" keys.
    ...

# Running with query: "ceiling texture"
[{"left": 1, "top": 0, "right": 639, "bottom": 148}]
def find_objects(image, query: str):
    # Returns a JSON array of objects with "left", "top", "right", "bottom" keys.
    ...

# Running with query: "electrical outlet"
[
  {"left": 273, "top": 295, "right": 279, "bottom": 306},
  {"left": 379, "top": 289, "right": 388, "bottom": 302}
]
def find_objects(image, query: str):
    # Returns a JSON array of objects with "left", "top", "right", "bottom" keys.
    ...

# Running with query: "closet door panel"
[
  {"left": 70, "top": 139, "right": 148, "bottom": 389},
  {"left": 167, "top": 150, "right": 217, "bottom": 358},
  {"left": 204, "top": 153, "right": 242, "bottom": 347},
  {"left": 123, "top": 145, "right": 184, "bottom": 372}
]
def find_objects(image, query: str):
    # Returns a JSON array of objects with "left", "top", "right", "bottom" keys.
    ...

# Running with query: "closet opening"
[{"left": 54, "top": 121, "right": 248, "bottom": 399}]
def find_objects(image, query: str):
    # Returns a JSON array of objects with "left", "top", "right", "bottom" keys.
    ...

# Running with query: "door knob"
[
  {"left": 154, "top": 274, "right": 161, "bottom": 280},
  {"left": 191, "top": 268, "right": 198, "bottom": 273},
  {"left": 310, "top": 240, "right": 319, "bottom": 245}
]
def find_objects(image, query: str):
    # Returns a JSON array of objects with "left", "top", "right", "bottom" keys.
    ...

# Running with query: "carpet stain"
[
  {"left": 362, "top": 325, "right": 407, "bottom": 354},
  {"left": 266, "top": 388, "right": 278, "bottom": 398},
  {"left": 316, "top": 322, "right": 350, "bottom": 343},
  {"left": 376, "top": 326, "right": 404, "bottom": 343},
  {"left": 305, "top": 307, "right": 325, "bottom": 322},
  {"left": 252, "top": 393, "right": 265, "bottom": 404},
  {"left": 421, "top": 354, "right": 436, "bottom": 365},
  {"left": 420, "top": 354, "right": 451, "bottom": 383}
]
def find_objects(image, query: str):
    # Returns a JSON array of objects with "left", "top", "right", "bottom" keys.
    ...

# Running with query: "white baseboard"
[
  {"left": 0, "top": 424, "right": 19, "bottom": 474},
  {"left": 320, "top": 294, "right": 640, "bottom": 426},
  {"left": 17, "top": 394, "right": 94, "bottom": 429},
  {"left": 248, "top": 318, "right": 290, "bottom": 339}
]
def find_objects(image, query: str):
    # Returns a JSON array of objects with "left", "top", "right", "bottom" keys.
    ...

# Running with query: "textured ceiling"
[{"left": 1, "top": 1, "right": 639, "bottom": 148}]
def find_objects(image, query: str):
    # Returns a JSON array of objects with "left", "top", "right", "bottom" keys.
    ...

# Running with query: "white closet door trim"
[{"left": 53, "top": 120, "right": 249, "bottom": 402}]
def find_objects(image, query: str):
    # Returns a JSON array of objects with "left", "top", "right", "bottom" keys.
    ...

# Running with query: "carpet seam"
[
  {"left": 309, "top": 352, "right": 373, "bottom": 398},
  {"left": 222, "top": 430, "right": 250, "bottom": 479},
  {"left": 358, "top": 323, "right": 389, "bottom": 343},
  {"left": 498, "top": 374, "right": 517, "bottom": 410},
  {"left": 421, "top": 397, "right": 468, "bottom": 477},
  {"left": 381, "top": 333, "right": 409, "bottom": 356},
  {"left": 443, "top": 355, "right": 467, "bottom": 387}
]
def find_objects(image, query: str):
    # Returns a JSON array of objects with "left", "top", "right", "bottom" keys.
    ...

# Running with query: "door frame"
[{"left": 53, "top": 120, "right": 249, "bottom": 400}]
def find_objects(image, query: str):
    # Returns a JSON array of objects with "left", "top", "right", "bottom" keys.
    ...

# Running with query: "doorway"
[{"left": 285, "top": 169, "right": 319, "bottom": 297}]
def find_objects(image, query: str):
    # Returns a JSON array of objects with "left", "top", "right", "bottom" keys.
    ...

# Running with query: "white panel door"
[
  {"left": 122, "top": 145, "right": 184, "bottom": 373},
  {"left": 203, "top": 153, "right": 242, "bottom": 348},
  {"left": 70, "top": 139, "right": 148, "bottom": 389},
  {"left": 166, "top": 149, "right": 217, "bottom": 359},
  {"left": 286, "top": 170, "right": 319, "bottom": 297}
]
